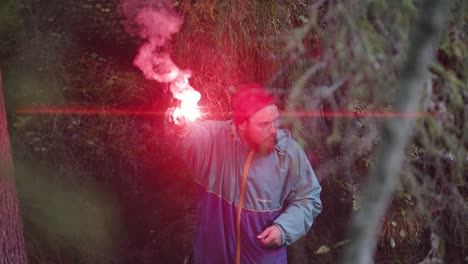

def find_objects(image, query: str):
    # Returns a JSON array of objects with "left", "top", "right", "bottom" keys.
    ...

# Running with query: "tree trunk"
[
  {"left": 0, "top": 67, "right": 28, "bottom": 264},
  {"left": 340, "top": 0, "right": 452, "bottom": 263},
  {"left": 287, "top": 236, "right": 307, "bottom": 264}
]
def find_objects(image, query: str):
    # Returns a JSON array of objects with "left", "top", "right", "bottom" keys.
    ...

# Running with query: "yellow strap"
[{"left": 236, "top": 149, "right": 255, "bottom": 264}]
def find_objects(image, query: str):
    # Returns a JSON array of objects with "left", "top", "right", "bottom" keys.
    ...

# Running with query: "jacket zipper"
[{"left": 235, "top": 149, "right": 254, "bottom": 264}]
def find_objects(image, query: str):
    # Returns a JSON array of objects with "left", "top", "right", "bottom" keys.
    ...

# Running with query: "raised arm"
[{"left": 164, "top": 108, "right": 226, "bottom": 178}]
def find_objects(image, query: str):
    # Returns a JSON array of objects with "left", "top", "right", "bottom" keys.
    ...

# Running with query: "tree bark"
[
  {"left": 340, "top": 1, "right": 452, "bottom": 263},
  {"left": 0, "top": 67, "right": 28, "bottom": 264},
  {"left": 287, "top": 236, "right": 307, "bottom": 264}
]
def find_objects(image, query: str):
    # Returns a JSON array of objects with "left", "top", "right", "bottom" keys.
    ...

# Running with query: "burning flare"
[{"left": 130, "top": 5, "right": 202, "bottom": 121}]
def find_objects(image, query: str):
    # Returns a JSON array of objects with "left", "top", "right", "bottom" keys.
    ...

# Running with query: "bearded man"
[{"left": 165, "top": 83, "right": 322, "bottom": 264}]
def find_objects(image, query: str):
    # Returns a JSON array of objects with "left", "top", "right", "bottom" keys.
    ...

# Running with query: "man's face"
[{"left": 241, "top": 104, "right": 280, "bottom": 154}]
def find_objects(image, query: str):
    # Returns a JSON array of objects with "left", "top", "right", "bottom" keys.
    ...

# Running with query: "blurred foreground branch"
[{"left": 340, "top": 0, "right": 453, "bottom": 263}]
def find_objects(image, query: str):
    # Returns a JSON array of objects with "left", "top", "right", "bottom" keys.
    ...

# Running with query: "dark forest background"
[{"left": 0, "top": 0, "right": 466, "bottom": 263}]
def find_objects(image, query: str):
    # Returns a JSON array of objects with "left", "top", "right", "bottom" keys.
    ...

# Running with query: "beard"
[{"left": 254, "top": 135, "right": 278, "bottom": 155}]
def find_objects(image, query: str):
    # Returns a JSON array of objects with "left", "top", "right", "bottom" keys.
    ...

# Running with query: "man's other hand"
[{"left": 257, "top": 225, "right": 282, "bottom": 248}]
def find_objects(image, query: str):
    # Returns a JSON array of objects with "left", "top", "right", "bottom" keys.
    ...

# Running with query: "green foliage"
[
  {"left": 282, "top": 0, "right": 466, "bottom": 261},
  {"left": 171, "top": 0, "right": 313, "bottom": 116},
  {"left": 0, "top": 0, "right": 22, "bottom": 59},
  {"left": 16, "top": 161, "right": 121, "bottom": 264},
  {"left": 315, "top": 239, "right": 349, "bottom": 255}
]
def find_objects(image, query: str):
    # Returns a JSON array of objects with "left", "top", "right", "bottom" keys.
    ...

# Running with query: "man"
[{"left": 165, "top": 83, "right": 322, "bottom": 264}]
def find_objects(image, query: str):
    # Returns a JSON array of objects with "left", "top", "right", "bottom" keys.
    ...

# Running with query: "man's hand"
[
  {"left": 165, "top": 107, "right": 186, "bottom": 126},
  {"left": 257, "top": 225, "right": 282, "bottom": 248}
]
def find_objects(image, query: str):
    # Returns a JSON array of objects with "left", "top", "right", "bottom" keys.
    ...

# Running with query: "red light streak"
[
  {"left": 15, "top": 108, "right": 432, "bottom": 118},
  {"left": 281, "top": 111, "right": 433, "bottom": 118},
  {"left": 15, "top": 108, "right": 165, "bottom": 116}
]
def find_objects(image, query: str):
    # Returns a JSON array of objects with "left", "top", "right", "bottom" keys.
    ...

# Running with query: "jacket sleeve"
[
  {"left": 164, "top": 119, "right": 219, "bottom": 179},
  {"left": 273, "top": 141, "right": 322, "bottom": 245}
]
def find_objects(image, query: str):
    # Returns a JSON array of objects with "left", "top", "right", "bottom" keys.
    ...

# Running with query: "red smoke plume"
[{"left": 122, "top": 0, "right": 201, "bottom": 120}]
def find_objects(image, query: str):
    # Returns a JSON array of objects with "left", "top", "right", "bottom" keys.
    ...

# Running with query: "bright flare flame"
[
  {"left": 177, "top": 89, "right": 201, "bottom": 122},
  {"left": 171, "top": 105, "right": 201, "bottom": 125},
  {"left": 179, "top": 104, "right": 201, "bottom": 121}
]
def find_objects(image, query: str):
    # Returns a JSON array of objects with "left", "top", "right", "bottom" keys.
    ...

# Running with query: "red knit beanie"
[{"left": 232, "top": 83, "right": 276, "bottom": 125}]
